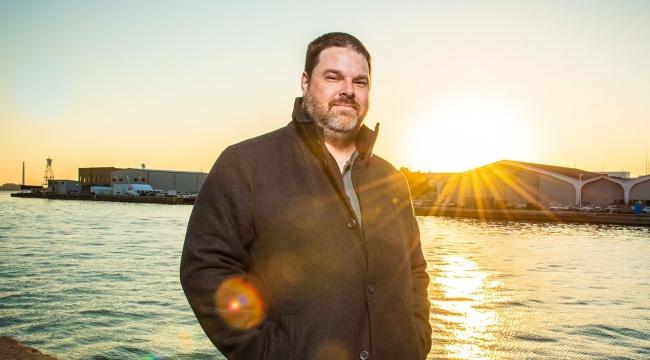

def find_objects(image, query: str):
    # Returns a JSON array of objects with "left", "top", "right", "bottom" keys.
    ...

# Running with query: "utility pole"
[{"left": 22, "top": 161, "right": 25, "bottom": 186}]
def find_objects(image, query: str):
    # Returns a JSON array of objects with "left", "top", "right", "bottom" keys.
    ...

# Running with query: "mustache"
[{"left": 329, "top": 97, "right": 359, "bottom": 111}]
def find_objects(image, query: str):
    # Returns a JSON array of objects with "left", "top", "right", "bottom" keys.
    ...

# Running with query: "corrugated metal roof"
[{"left": 502, "top": 160, "right": 601, "bottom": 180}]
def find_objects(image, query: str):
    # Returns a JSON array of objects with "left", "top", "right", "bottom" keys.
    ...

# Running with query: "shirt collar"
[{"left": 342, "top": 150, "right": 360, "bottom": 175}]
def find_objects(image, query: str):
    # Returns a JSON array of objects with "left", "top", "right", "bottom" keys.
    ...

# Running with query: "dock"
[{"left": 10, "top": 192, "right": 195, "bottom": 205}]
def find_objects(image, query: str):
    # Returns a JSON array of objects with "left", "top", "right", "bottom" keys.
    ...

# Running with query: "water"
[
  {"left": 1, "top": 191, "right": 649, "bottom": 359},
  {"left": 420, "top": 218, "right": 650, "bottom": 359}
]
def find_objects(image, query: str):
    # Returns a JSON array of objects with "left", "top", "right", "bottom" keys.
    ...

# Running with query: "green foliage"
[{"left": 399, "top": 168, "right": 435, "bottom": 199}]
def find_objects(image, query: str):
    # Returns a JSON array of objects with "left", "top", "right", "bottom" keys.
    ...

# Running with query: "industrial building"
[
  {"left": 433, "top": 160, "right": 650, "bottom": 209},
  {"left": 78, "top": 167, "right": 122, "bottom": 187},
  {"left": 110, "top": 168, "right": 208, "bottom": 194},
  {"left": 47, "top": 180, "right": 82, "bottom": 195}
]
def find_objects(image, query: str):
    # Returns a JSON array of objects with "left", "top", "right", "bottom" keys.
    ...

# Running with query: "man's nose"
[{"left": 339, "top": 78, "right": 355, "bottom": 98}]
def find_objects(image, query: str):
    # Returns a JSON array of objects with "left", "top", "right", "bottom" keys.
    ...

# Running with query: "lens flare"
[{"left": 215, "top": 276, "right": 265, "bottom": 330}]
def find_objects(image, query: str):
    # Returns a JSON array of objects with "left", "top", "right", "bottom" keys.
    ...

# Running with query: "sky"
[{"left": 1, "top": 0, "right": 649, "bottom": 185}]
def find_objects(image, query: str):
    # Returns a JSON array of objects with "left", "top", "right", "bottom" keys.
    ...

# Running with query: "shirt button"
[
  {"left": 360, "top": 350, "right": 369, "bottom": 360},
  {"left": 346, "top": 218, "right": 357, "bottom": 229},
  {"left": 366, "top": 281, "right": 375, "bottom": 293}
]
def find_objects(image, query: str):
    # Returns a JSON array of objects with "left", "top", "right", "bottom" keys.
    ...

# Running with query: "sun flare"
[{"left": 403, "top": 96, "right": 537, "bottom": 172}]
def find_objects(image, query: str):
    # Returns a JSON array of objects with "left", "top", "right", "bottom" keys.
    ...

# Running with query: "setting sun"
[{"left": 403, "top": 96, "right": 538, "bottom": 172}]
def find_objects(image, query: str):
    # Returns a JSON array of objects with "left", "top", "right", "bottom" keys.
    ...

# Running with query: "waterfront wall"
[{"left": 415, "top": 206, "right": 650, "bottom": 227}]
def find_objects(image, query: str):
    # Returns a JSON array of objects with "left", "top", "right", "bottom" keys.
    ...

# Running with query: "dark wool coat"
[{"left": 180, "top": 98, "right": 432, "bottom": 360}]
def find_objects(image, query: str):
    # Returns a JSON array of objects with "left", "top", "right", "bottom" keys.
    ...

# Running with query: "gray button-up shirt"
[{"left": 342, "top": 151, "right": 361, "bottom": 224}]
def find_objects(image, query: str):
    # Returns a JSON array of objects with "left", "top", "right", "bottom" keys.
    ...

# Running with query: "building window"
[
  {"left": 118, "top": 178, "right": 123, "bottom": 182},
  {"left": 112, "top": 178, "right": 116, "bottom": 182}
]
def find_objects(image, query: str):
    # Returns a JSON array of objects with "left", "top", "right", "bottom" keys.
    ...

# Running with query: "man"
[{"left": 181, "top": 32, "right": 431, "bottom": 360}]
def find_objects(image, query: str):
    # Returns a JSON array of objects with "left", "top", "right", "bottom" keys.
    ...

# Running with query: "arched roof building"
[{"left": 435, "top": 160, "right": 650, "bottom": 209}]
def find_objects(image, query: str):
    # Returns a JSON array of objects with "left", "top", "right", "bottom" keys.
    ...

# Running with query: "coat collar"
[{"left": 291, "top": 97, "right": 379, "bottom": 164}]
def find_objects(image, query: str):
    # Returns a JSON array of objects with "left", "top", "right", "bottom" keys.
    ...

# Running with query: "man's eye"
[
  {"left": 355, "top": 81, "right": 368, "bottom": 87},
  {"left": 326, "top": 76, "right": 338, "bottom": 80}
]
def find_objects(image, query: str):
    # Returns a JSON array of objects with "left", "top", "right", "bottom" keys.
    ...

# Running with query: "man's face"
[{"left": 301, "top": 46, "right": 370, "bottom": 137}]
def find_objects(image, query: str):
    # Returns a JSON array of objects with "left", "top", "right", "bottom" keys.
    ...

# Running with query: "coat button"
[
  {"left": 366, "top": 281, "right": 375, "bottom": 293},
  {"left": 360, "top": 350, "right": 369, "bottom": 360},
  {"left": 346, "top": 218, "right": 357, "bottom": 229}
]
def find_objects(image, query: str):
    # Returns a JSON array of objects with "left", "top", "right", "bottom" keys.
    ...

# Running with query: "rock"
[{"left": 0, "top": 336, "right": 58, "bottom": 360}]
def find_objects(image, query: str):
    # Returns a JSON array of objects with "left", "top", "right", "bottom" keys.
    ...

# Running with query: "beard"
[{"left": 303, "top": 90, "right": 365, "bottom": 147}]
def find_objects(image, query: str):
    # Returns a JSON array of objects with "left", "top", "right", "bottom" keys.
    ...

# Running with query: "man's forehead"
[{"left": 315, "top": 46, "right": 370, "bottom": 74}]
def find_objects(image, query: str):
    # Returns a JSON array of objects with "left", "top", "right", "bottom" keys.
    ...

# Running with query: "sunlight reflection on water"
[{"left": 436, "top": 256, "right": 497, "bottom": 360}]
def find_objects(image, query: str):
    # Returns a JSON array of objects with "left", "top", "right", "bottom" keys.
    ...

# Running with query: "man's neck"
[{"left": 325, "top": 141, "right": 357, "bottom": 173}]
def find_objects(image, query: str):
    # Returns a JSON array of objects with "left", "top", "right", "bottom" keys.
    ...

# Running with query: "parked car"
[
  {"left": 177, "top": 192, "right": 197, "bottom": 199},
  {"left": 605, "top": 205, "right": 625, "bottom": 213},
  {"left": 582, "top": 205, "right": 603, "bottom": 212},
  {"left": 549, "top": 205, "right": 570, "bottom": 211},
  {"left": 581, "top": 205, "right": 596, "bottom": 212},
  {"left": 439, "top": 201, "right": 457, "bottom": 208}
]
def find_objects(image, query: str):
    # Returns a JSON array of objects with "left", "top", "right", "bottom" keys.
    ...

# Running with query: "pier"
[{"left": 10, "top": 192, "right": 195, "bottom": 205}]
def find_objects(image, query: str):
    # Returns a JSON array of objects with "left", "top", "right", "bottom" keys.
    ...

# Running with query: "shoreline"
[
  {"left": 0, "top": 336, "right": 58, "bottom": 360},
  {"left": 8, "top": 192, "right": 650, "bottom": 227},
  {"left": 415, "top": 206, "right": 650, "bottom": 227}
]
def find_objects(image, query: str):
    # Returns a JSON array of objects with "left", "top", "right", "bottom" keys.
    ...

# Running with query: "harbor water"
[{"left": 0, "top": 191, "right": 648, "bottom": 359}]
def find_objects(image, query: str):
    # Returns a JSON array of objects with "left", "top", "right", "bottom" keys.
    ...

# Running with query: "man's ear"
[{"left": 300, "top": 71, "right": 309, "bottom": 95}]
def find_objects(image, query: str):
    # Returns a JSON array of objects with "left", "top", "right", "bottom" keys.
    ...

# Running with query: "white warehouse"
[{"left": 110, "top": 168, "right": 208, "bottom": 194}]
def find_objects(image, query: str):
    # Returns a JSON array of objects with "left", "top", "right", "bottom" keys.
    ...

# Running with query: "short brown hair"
[{"left": 304, "top": 32, "right": 371, "bottom": 78}]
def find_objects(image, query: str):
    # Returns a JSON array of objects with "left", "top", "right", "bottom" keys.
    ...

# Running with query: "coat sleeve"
[
  {"left": 180, "top": 146, "right": 291, "bottom": 359},
  {"left": 400, "top": 175, "right": 432, "bottom": 358}
]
